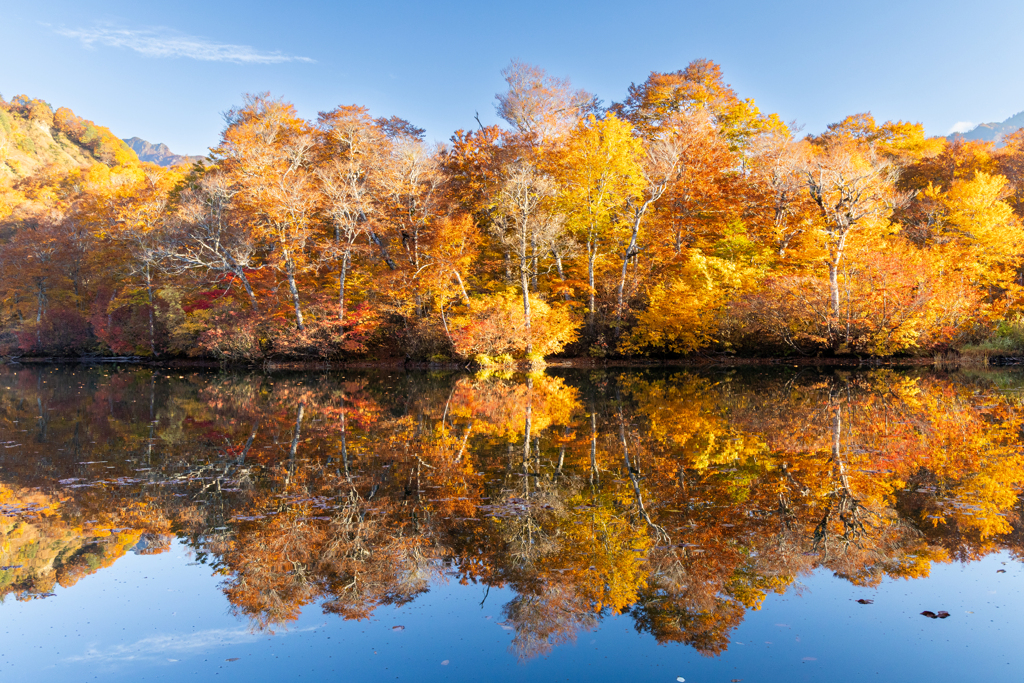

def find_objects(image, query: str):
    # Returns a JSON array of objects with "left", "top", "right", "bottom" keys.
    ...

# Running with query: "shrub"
[{"left": 448, "top": 291, "right": 579, "bottom": 360}]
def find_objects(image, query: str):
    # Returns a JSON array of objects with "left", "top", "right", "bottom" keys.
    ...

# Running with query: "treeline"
[{"left": 1, "top": 60, "right": 1023, "bottom": 361}]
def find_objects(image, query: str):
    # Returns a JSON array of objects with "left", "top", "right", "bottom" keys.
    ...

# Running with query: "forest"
[{"left": 1, "top": 59, "right": 1023, "bottom": 363}]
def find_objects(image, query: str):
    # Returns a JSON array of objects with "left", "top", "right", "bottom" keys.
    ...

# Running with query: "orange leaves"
[
  {"left": 4, "top": 73, "right": 1024, "bottom": 362},
  {"left": 448, "top": 291, "right": 580, "bottom": 361},
  {"left": 495, "top": 60, "right": 598, "bottom": 141}
]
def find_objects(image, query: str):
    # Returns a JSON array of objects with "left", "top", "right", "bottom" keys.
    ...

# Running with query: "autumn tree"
[
  {"left": 490, "top": 161, "right": 565, "bottom": 354},
  {"left": 162, "top": 172, "right": 262, "bottom": 310},
  {"left": 103, "top": 167, "right": 182, "bottom": 356},
  {"left": 215, "top": 93, "right": 316, "bottom": 330},
  {"left": 553, "top": 113, "right": 643, "bottom": 325},
  {"left": 615, "top": 123, "right": 685, "bottom": 321},
  {"left": 495, "top": 60, "right": 600, "bottom": 141},
  {"left": 313, "top": 106, "right": 391, "bottom": 321},
  {"left": 803, "top": 140, "right": 902, "bottom": 350}
]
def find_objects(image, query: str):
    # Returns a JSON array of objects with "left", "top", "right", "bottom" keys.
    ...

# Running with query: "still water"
[{"left": 1, "top": 365, "right": 1023, "bottom": 682}]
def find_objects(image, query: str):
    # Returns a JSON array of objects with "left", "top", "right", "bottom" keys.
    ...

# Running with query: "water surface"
[{"left": 1, "top": 365, "right": 1023, "bottom": 682}]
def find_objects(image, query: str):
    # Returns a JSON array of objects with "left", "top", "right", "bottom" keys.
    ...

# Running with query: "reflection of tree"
[{"left": 1, "top": 366, "right": 1024, "bottom": 658}]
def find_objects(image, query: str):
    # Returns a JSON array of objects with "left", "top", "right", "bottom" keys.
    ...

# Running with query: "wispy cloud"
[
  {"left": 64, "top": 625, "right": 320, "bottom": 664},
  {"left": 53, "top": 25, "right": 314, "bottom": 64},
  {"left": 947, "top": 121, "right": 975, "bottom": 134}
]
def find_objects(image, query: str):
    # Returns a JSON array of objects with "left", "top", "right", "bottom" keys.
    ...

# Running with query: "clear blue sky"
[{"left": 2, "top": 0, "right": 1022, "bottom": 155}]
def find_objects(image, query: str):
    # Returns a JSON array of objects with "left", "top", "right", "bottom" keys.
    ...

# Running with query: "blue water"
[{"left": 3, "top": 540, "right": 1021, "bottom": 682}]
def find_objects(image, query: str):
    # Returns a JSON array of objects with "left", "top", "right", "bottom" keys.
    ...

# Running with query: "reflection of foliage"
[{"left": 2, "top": 366, "right": 1024, "bottom": 659}]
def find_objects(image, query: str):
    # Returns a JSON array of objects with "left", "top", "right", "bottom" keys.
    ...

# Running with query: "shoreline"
[{"left": 0, "top": 354, "right": 995, "bottom": 371}]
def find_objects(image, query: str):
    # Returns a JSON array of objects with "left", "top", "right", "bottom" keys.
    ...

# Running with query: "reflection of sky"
[{"left": 1, "top": 540, "right": 1023, "bottom": 682}]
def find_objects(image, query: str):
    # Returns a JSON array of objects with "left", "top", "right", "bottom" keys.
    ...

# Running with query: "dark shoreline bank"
[{"left": 0, "top": 354, "right": 975, "bottom": 371}]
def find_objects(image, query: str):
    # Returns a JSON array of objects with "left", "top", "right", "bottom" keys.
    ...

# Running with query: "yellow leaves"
[
  {"left": 621, "top": 373, "right": 767, "bottom": 471},
  {"left": 448, "top": 291, "right": 580, "bottom": 360},
  {"left": 546, "top": 493, "right": 652, "bottom": 614},
  {"left": 623, "top": 250, "right": 751, "bottom": 355},
  {"left": 923, "top": 171, "right": 1023, "bottom": 291},
  {"left": 450, "top": 372, "right": 580, "bottom": 438},
  {"left": 0, "top": 182, "right": 23, "bottom": 221},
  {"left": 553, "top": 113, "right": 644, "bottom": 235}
]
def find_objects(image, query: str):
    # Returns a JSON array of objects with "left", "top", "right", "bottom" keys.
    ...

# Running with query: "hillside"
[
  {"left": 0, "top": 483, "right": 171, "bottom": 600},
  {"left": 948, "top": 110, "right": 1024, "bottom": 146},
  {"left": 123, "top": 136, "right": 205, "bottom": 167},
  {"left": 0, "top": 94, "right": 137, "bottom": 180}
]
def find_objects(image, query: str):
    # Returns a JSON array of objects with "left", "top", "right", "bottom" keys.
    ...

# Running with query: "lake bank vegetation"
[{"left": 2, "top": 60, "right": 1024, "bottom": 363}]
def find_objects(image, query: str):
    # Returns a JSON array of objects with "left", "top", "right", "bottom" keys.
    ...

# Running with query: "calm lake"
[{"left": 1, "top": 365, "right": 1023, "bottom": 682}]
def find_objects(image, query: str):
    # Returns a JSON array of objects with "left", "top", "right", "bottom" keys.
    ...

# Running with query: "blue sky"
[{"left": 2, "top": 0, "right": 1022, "bottom": 155}]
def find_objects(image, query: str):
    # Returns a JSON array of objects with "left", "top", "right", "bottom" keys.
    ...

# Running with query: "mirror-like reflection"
[{"left": 2, "top": 366, "right": 1023, "bottom": 659}]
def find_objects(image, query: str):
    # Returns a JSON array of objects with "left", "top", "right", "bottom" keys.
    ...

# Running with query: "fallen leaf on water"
[
  {"left": 936, "top": 611, "right": 950, "bottom": 619},
  {"left": 997, "top": 570, "right": 1007, "bottom": 573},
  {"left": 856, "top": 599, "right": 874, "bottom": 604},
  {"left": 732, "top": 679, "right": 743, "bottom": 682},
  {"left": 921, "top": 611, "right": 937, "bottom": 618},
  {"left": 392, "top": 625, "right": 405, "bottom": 631}
]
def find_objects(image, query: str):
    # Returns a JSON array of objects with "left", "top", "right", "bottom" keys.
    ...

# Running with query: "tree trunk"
[
  {"left": 225, "top": 252, "right": 258, "bottom": 310},
  {"left": 367, "top": 228, "right": 398, "bottom": 270},
  {"left": 145, "top": 266, "right": 156, "bottom": 357},
  {"left": 286, "top": 402, "right": 305, "bottom": 487},
  {"left": 35, "top": 279, "right": 45, "bottom": 324},
  {"left": 521, "top": 259, "right": 532, "bottom": 356},
  {"left": 339, "top": 248, "right": 350, "bottom": 323},
  {"left": 236, "top": 269, "right": 259, "bottom": 311},
  {"left": 35, "top": 278, "right": 45, "bottom": 346},
  {"left": 284, "top": 252, "right": 305, "bottom": 331},
  {"left": 828, "top": 259, "right": 840, "bottom": 353},
  {"left": 617, "top": 227, "right": 639, "bottom": 321},
  {"left": 828, "top": 260, "right": 840, "bottom": 317},
  {"left": 106, "top": 289, "right": 116, "bottom": 338},
  {"left": 587, "top": 238, "right": 597, "bottom": 327},
  {"left": 554, "top": 251, "right": 570, "bottom": 301},
  {"left": 530, "top": 235, "right": 539, "bottom": 287},
  {"left": 453, "top": 270, "right": 471, "bottom": 306}
]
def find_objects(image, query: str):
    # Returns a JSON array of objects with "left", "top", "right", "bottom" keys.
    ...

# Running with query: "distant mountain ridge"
[
  {"left": 122, "top": 137, "right": 205, "bottom": 167},
  {"left": 948, "top": 111, "right": 1024, "bottom": 146}
]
